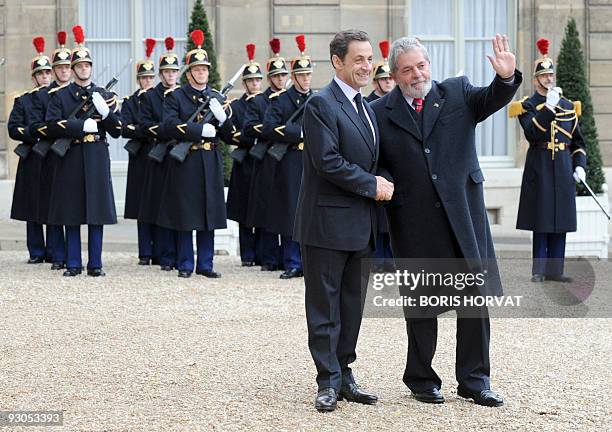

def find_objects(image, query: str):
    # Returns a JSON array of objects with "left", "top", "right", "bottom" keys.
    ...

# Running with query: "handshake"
[{"left": 375, "top": 176, "right": 394, "bottom": 201}]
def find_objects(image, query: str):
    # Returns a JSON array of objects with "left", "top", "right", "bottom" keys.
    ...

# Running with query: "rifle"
[
  {"left": 169, "top": 65, "right": 244, "bottom": 163},
  {"left": 230, "top": 147, "right": 248, "bottom": 163},
  {"left": 123, "top": 139, "right": 143, "bottom": 156},
  {"left": 14, "top": 143, "right": 31, "bottom": 159},
  {"left": 266, "top": 100, "right": 308, "bottom": 162},
  {"left": 33, "top": 64, "right": 111, "bottom": 158},
  {"left": 50, "top": 59, "right": 132, "bottom": 157},
  {"left": 248, "top": 137, "right": 268, "bottom": 160}
]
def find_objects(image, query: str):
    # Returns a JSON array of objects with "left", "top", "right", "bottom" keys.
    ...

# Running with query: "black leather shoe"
[
  {"left": 196, "top": 269, "right": 222, "bottom": 278},
  {"left": 457, "top": 387, "right": 504, "bottom": 407},
  {"left": 178, "top": 270, "right": 192, "bottom": 278},
  {"left": 87, "top": 268, "right": 106, "bottom": 277},
  {"left": 261, "top": 264, "right": 277, "bottom": 271},
  {"left": 546, "top": 274, "right": 573, "bottom": 283},
  {"left": 160, "top": 265, "right": 174, "bottom": 271},
  {"left": 280, "top": 268, "right": 303, "bottom": 279},
  {"left": 338, "top": 382, "right": 378, "bottom": 405},
  {"left": 242, "top": 261, "right": 255, "bottom": 267},
  {"left": 531, "top": 274, "right": 545, "bottom": 282},
  {"left": 63, "top": 268, "right": 82, "bottom": 277},
  {"left": 51, "top": 262, "right": 65, "bottom": 270},
  {"left": 315, "top": 388, "right": 337, "bottom": 412},
  {"left": 138, "top": 258, "right": 150, "bottom": 265},
  {"left": 412, "top": 387, "right": 445, "bottom": 404},
  {"left": 151, "top": 257, "right": 160, "bottom": 265},
  {"left": 27, "top": 257, "right": 45, "bottom": 264}
]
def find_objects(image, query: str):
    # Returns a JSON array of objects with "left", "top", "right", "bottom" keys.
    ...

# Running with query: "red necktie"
[{"left": 413, "top": 98, "right": 424, "bottom": 113}]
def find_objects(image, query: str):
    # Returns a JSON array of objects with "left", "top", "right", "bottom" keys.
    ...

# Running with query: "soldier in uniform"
[
  {"left": 366, "top": 40, "right": 395, "bottom": 102},
  {"left": 30, "top": 31, "right": 73, "bottom": 270},
  {"left": 123, "top": 38, "right": 157, "bottom": 265},
  {"left": 365, "top": 40, "right": 395, "bottom": 271},
  {"left": 139, "top": 37, "right": 180, "bottom": 271},
  {"left": 226, "top": 43, "right": 264, "bottom": 267},
  {"left": 262, "top": 35, "right": 313, "bottom": 279},
  {"left": 9, "top": 37, "right": 53, "bottom": 264},
  {"left": 512, "top": 38, "right": 587, "bottom": 282},
  {"left": 243, "top": 38, "right": 289, "bottom": 272},
  {"left": 159, "top": 29, "right": 233, "bottom": 278},
  {"left": 44, "top": 25, "right": 122, "bottom": 277}
]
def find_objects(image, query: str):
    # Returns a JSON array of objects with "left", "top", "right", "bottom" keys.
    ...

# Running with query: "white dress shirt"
[{"left": 333, "top": 76, "right": 376, "bottom": 141}]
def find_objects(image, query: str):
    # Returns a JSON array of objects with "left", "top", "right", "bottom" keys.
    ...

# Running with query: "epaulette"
[
  {"left": 123, "top": 95, "right": 130, "bottom": 101},
  {"left": 48, "top": 83, "right": 69, "bottom": 94},
  {"left": 164, "top": 87, "right": 177, "bottom": 96},
  {"left": 573, "top": 100, "right": 582, "bottom": 117},
  {"left": 137, "top": 88, "right": 149, "bottom": 97},
  {"left": 508, "top": 96, "right": 529, "bottom": 118},
  {"left": 269, "top": 89, "right": 286, "bottom": 99},
  {"left": 246, "top": 91, "right": 262, "bottom": 101},
  {"left": 28, "top": 86, "right": 43, "bottom": 94},
  {"left": 14, "top": 90, "right": 28, "bottom": 99}
]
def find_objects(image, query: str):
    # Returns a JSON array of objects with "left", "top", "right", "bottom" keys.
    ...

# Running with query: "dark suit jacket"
[
  {"left": 293, "top": 79, "right": 380, "bottom": 251},
  {"left": 371, "top": 72, "right": 523, "bottom": 295}
]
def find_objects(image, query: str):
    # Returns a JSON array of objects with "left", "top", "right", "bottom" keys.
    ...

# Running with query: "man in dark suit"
[
  {"left": 371, "top": 35, "right": 521, "bottom": 407},
  {"left": 295, "top": 29, "right": 394, "bottom": 412}
]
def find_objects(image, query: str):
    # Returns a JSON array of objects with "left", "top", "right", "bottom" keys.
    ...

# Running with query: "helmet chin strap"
[{"left": 188, "top": 70, "right": 207, "bottom": 87}]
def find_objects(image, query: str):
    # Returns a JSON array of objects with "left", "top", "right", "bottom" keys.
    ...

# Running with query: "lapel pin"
[{"left": 434, "top": 103, "right": 440, "bottom": 108}]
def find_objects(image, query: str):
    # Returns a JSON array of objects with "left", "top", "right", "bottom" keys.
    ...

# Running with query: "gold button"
[
  {"left": 203, "top": 142, "right": 211, "bottom": 151},
  {"left": 298, "top": 142, "right": 304, "bottom": 150}
]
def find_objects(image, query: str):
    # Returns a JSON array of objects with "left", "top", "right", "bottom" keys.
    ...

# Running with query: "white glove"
[
  {"left": 209, "top": 98, "right": 227, "bottom": 125},
  {"left": 83, "top": 118, "right": 98, "bottom": 133},
  {"left": 546, "top": 87, "right": 561, "bottom": 110},
  {"left": 91, "top": 92, "right": 110, "bottom": 119},
  {"left": 573, "top": 166, "right": 586, "bottom": 183},
  {"left": 201, "top": 123, "right": 217, "bottom": 138}
]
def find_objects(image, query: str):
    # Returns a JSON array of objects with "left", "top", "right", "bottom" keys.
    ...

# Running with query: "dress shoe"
[
  {"left": 546, "top": 274, "right": 573, "bottom": 283},
  {"left": 457, "top": 387, "right": 504, "bottom": 407},
  {"left": 178, "top": 270, "right": 192, "bottom": 278},
  {"left": 241, "top": 261, "right": 255, "bottom": 267},
  {"left": 531, "top": 274, "right": 545, "bottom": 282},
  {"left": 27, "top": 257, "right": 45, "bottom": 264},
  {"left": 338, "top": 382, "right": 378, "bottom": 405},
  {"left": 315, "top": 388, "right": 337, "bottom": 412},
  {"left": 151, "top": 257, "right": 160, "bottom": 265},
  {"left": 160, "top": 265, "right": 174, "bottom": 271},
  {"left": 51, "top": 262, "right": 65, "bottom": 270},
  {"left": 87, "top": 268, "right": 106, "bottom": 277},
  {"left": 280, "top": 268, "right": 303, "bottom": 279},
  {"left": 412, "top": 387, "right": 445, "bottom": 404},
  {"left": 196, "top": 269, "right": 222, "bottom": 278},
  {"left": 260, "top": 264, "right": 277, "bottom": 271},
  {"left": 138, "top": 257, "right": 150, "bottom": 265},
  {"left": 63, "top": 268, "right": 82, "bottom": 277}
]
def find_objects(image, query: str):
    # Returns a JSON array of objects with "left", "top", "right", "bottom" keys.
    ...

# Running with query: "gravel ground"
[{"left": 0, "top": 251, "right": 610, "bottom": 431}]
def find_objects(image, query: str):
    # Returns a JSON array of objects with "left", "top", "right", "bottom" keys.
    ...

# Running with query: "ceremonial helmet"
[
  {"left": 242, "top": 43, "right": 263, "bottom": 80},
  {"left": 70, "top": 25, "right": 93, "bottom": 66},
  {"left": 373, "top": 40, "right": 391, "bottom": 80},
  {"left": 290, "top": 35, "right": 313, "bottom": 75},
  {"left": 159, "top": 36, "right": 180, "bottom": 71},
  {"left": 185, "top": 29, "right": 211, "bottom": 69},
  {"left": 51, "top": 31, "right": 71, "bottom": 67},
  {"left": 534, "top": 38, "right": 554, "bottom": 76},
  {"left": 30, "top": 36, "right": 52, "bottom": 76},
  {"left": 266, "top": 38, "right": 288, "bottom": 77},
  {"left": 136, "top": 38, "right": 156, "bottom": 77}
]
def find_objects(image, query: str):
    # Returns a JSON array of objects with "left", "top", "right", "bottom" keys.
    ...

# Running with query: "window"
[
  {"left": 81, "top": 0, "right": 189, "bottom": 161},
  {"left": 406, "top": 0, "right": 516, "bottom": 165}
]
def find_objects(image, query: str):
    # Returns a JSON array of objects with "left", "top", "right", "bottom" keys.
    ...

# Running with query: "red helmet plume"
[
  {"left": 57, "top": 31, "right": 67, "bottom": 47},
  {"left": 72, "top": 25, "right": 85, "bottom": 45},
  {"left": 269, "top": 38, "right": 281, "bottom": 55},
  {"left": 379, "top": 40, "right": 390, "bottom": 59},
  {"left": 33, "top": 36, "right": 45, "bottom": 54},
  {"left": 145, "top": 38, "right": 156, "bottom": 58},
  {"left": 536, "top": 38, "right": 550, "bottom": 56},
  {"left": 165, "top": 36, "right": 175, "bottom": 51},
  {"left": 295, "top": 35, "right": 306, "bottom": 53},
  {"left": 191, "top": 29, "right": 204, "bottom": 48},
  {"left": 246, "top": 43, "right": 256, "bottom": 61}
]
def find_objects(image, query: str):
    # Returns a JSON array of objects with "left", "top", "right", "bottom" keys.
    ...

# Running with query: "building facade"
[{"left": 1, "top": 0, "right": 610, "bottom": 234}]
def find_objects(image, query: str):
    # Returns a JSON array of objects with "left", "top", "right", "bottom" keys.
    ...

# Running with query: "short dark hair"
[{"left": 329, "top": 29, "right": 370, "bottom": 67}]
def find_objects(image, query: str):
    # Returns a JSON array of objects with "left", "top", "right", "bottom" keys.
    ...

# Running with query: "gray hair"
[{"left": 389, "top": 37, "right": 430, "bottom": 73}]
